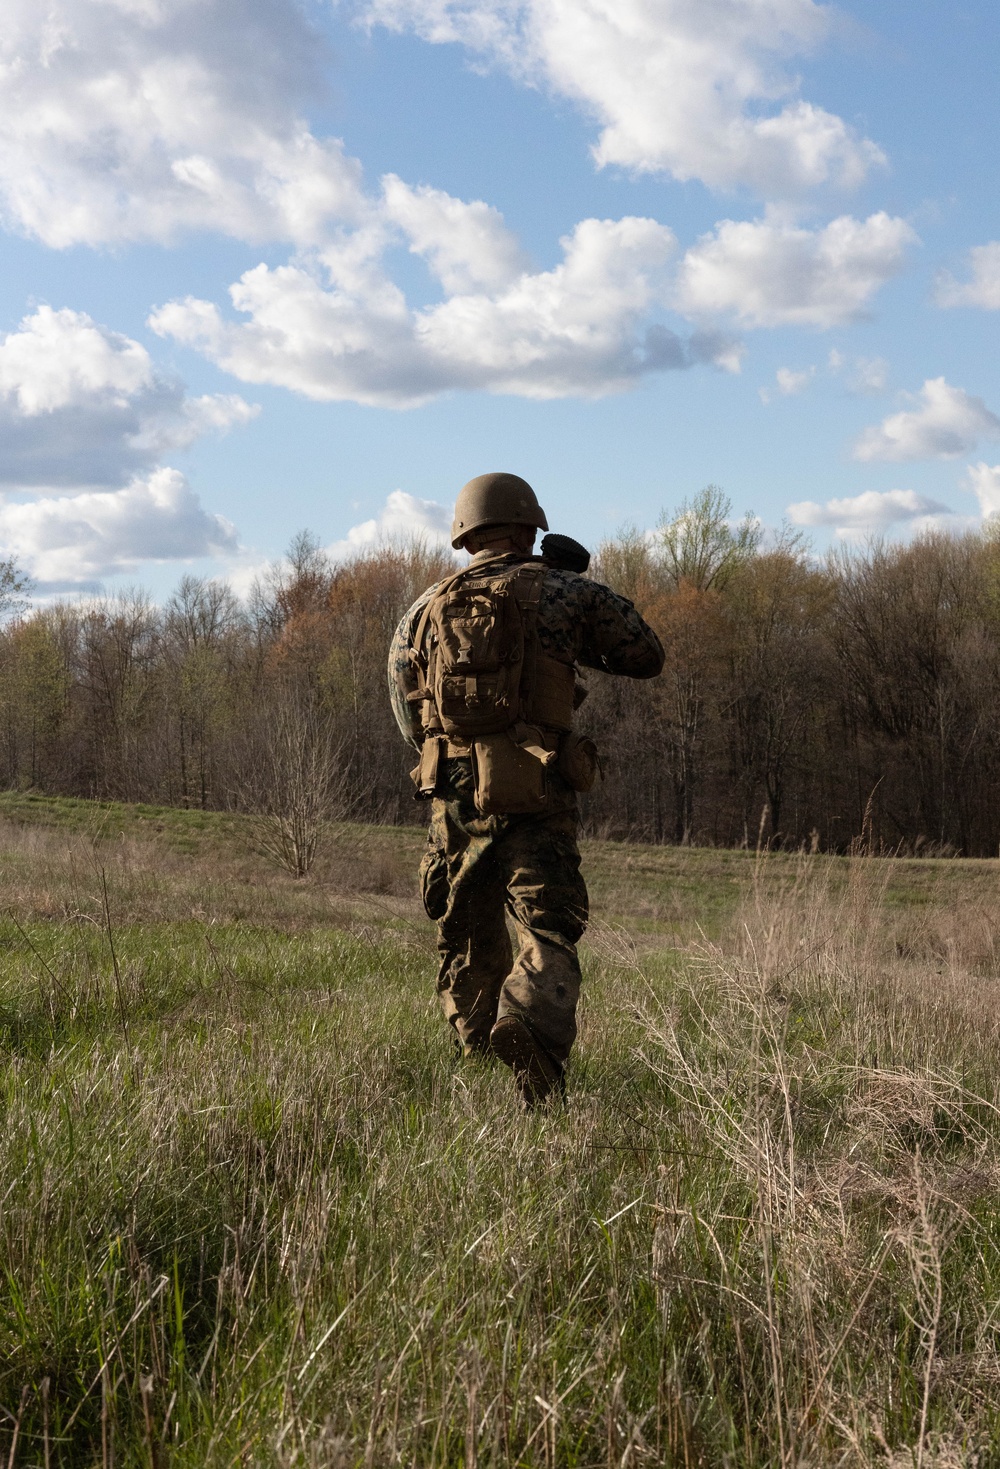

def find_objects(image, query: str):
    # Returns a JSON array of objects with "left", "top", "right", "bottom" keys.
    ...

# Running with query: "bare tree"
[{"left": 236, "top": 689, "right": 347, "bottom": 878}]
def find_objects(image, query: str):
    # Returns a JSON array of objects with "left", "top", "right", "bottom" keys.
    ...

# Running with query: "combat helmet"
[{"left": 451, "top": 472, "right": 549, "bottom": 549}]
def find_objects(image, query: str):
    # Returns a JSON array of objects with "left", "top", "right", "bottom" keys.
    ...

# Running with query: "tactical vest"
[{"left": 407, "top": 558, "right": 581, "bottom": 811}]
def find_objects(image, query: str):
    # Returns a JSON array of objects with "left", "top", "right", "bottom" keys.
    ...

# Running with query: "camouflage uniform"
[{"left": 388, "top": 551, "right": 663, "bottom": 1073}]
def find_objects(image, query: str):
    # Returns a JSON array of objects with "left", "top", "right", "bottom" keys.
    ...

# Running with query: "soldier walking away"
[{"left": 388, "top": 473, "right": 664, "bottom": 1107}]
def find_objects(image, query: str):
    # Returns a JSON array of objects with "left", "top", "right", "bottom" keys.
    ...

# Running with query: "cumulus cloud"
[
  {"left": 0, "top": 469, "right": 238, "bottom": 587},
  {"left": 151, "top": 215, "right": 741, "bottom": 405},
  {"left": 776, "top": 365, "right": 814, "bottom": 395},
  {"left": 854, "top": 378, "right": 1000, "bottom": 463},
  {"left": 0, "top": 305, "right": 255, "bottom": 587},
  {"left": 967, "top": 463, "right": 1000, "bottom": 519},
  {"left": 760, "top": 363, "right": 813, "bottom": 402},
  {"left": 0, "top": 306, "right": 256, "bottom": 486},
  {"left": 381, "top": 175, "right": 529, "bottom": 294},
  {"left": 2, "top": 2, "right": 862, "bottom": 407},
  {"left": 789, "top": 464, "right": 1000, "bottom": 544},
  {"left": 675, "top": 212, "right": 915, "bottom": 328},
  {"left": 936, "top": 243, "right": 1000, "bottom": 310},
  {"left": 0, "top": 0, "right": 368, "bottom": 249},
  {"left": 326, "top": 490, "right": 454, "bottom": 560},
  {"left": 787, "top": 488, "right": 959, "bottom": 539},
  {"left": 358, "top": 0, "right": 884, "bottom": 198}
]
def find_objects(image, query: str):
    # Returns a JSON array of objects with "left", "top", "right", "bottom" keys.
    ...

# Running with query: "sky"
[{"left": 1, "top": 0, "right": 999, "bottom": 597}]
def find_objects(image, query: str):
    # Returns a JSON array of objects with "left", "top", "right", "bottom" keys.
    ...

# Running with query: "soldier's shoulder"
[
  {"left": 542, "top": 569, "right": 633, "bottom": 611},
  {"left": 405, "top": 581, "right": 440, "bottom": 620},
  {"left": 541, "top": 567, "right": 599, "bottom": 601}
]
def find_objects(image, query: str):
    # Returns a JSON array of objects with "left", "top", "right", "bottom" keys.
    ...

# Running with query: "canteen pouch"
[
  {"left": 471, "top": 731, "right": 550, "bottom": 816},
  {"left": 410, "top": 734, "right": 445, "bottom": 799},
  {"left": 557, "top": 733, "right": 601, "bottom": 793}
]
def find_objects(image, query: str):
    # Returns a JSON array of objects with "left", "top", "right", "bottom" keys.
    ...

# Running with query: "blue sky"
[{"left": 0, "top": 0, "right": 998, "bottom": 595}]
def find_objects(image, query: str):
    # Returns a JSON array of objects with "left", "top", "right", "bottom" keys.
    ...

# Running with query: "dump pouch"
[{"left": 471, "top": 732, "right": 549, "bottom": 816}]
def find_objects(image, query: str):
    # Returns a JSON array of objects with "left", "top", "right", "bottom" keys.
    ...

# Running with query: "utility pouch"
[
  {"left": 557, "top": 733, "right": 602, "bottom": 793},
  {"left": 418, "top": 846, "right": 449, "bottom": 919},
  {"left": 410, "top": 735, "right": 445, "bottom": 799},
  {"left": 471, "top": 732, "right": 550, "bottom": 816}
]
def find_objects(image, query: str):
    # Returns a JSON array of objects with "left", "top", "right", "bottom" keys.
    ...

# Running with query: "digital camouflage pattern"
[
  {"left": 420, "top": 758, "right": 586, "bottom": 1064},
  {"left": 389, "top": 548, "right": 664, "bottom": 1078}
]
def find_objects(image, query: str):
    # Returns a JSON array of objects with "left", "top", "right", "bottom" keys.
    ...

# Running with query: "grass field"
[{"left": 2, "top": 795, "right": 1000, "bottom": 1467}]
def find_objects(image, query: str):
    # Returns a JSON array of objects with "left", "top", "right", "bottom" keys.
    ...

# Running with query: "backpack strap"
[
  {"left": 509, "top": 563, "right": 548, "bottom": 723},
  {"left": 409, "top": 564, "right": 479, "bottom": 736}
]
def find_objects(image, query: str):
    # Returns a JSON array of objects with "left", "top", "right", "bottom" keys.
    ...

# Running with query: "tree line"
[{"left": 4, "top": 491, "right": 1000, "bottom": 855}]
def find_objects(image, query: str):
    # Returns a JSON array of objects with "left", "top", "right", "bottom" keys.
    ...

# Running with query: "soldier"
[{"left": 388, "top": 472, "right": 664, "bottom": 1106}]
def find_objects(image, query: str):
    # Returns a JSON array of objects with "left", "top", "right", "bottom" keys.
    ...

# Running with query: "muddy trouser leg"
[
  {"left": 422, "top": 780, "right": 512, "bottom": 1056},
  {"left": 494, "top": 809, "right": 589, "bottom": 1071}
]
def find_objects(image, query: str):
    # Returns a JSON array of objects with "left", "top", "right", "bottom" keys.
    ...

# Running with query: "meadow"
[{"left": 2, "top": 795, "right": 1000, "bottom": 1466}]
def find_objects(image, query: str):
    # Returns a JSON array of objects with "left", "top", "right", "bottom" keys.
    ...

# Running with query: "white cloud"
[
  {"left": 854, "top": 378, "right": 1000, "bottom": 463},
  {"left": 967, "top": 463, "right": 1000, "bottom": 519},
  {"left": 326, "top": 490, "right": 454, "bottom": 560},
  {"left": 357, "top": 0, "right": 884, "bottom": 198},
  {"left": 0, "top": 468, "right": 238, "bottom": 587},
  {"left": 151, "top": 215, "right": 741, "bottom": 405},
  {"left": 0, "top": 0, "right": 368, "bottom": 249},
  {"left": 787, "top": 488, "right": 958, "bottom": 539},
  {"left": 381, "top": 175, "right": 529, "bottom": 294},
  {"left": 849, "top": 356, "right": 888, "bottom": 395},
  {"left": 0, "top": 2, "right": 788, "bottom": 406},
  {"left": 0, "top": 306, "right": 257, "bottom": 486},
  {"left": 0, "top": 306, "right": 256, "bottom": 588},
  {"left": 828, "top": 350, "right": 888, "bottom": 394},
  {"left": 776, "top": 365, "right": 814, "bottom": 395},
  {"left": 675, "top": 212, "right": 915, "bottom": 328},
  {"left": 936, "top": 243, "right": 1000, "bottom": 310}
]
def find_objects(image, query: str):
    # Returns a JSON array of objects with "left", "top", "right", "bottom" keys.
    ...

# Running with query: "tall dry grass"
[
  {"left": 1, "top": 814, "right": 1000, "bottom": 1465},
  {"left": 631, "top": 854, "right": 1000, "bottom": 1467}
]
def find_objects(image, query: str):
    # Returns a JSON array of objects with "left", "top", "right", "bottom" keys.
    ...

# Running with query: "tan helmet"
[{"left": 450, "top": 472, "right": 549, "bottom": 549}]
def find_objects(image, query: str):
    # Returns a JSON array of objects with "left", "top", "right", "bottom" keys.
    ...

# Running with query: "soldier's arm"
[
  {"left": 577, "top": 581, "right": 665, "bottom": 679},
  {"left": 387, "top": 597, "right": 428, "bottom": 749}
]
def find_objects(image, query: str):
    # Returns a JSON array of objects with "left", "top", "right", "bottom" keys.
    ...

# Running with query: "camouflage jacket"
[{"left": 387, "top": 551, "right": 665, "bottom": 748}]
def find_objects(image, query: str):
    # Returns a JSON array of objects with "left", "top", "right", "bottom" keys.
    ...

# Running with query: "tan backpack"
[
  {"left": 411, "top": 560, "right": 545, "bottom": 737},
  {"left": 408, "top": 557, "right": 594, "bottom": 812}
]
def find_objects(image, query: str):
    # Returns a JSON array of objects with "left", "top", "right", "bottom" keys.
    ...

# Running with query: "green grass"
[{"left": 2, "top": 799, "right": 1000, "bottom": 1465}]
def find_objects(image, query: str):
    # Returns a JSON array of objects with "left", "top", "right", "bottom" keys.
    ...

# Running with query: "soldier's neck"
[{"left": 468, "top": 547, "right": 524, "bottom": 563}]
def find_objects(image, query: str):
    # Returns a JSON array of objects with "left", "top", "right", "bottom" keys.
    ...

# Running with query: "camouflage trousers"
[{"left": 419, "top": 757, "right": 588, "bottom": 1069}]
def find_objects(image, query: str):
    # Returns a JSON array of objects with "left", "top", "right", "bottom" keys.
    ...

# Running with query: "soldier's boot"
[
  {"left": 489, "top": 1016, "right": 563, "bottom": 1107},
  {"left": 452, "top": 1019, "right": 497, "bottom": 1061}
]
